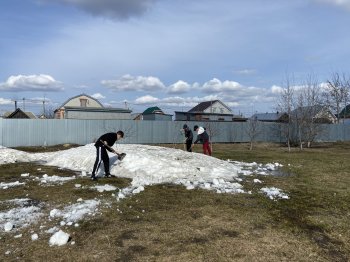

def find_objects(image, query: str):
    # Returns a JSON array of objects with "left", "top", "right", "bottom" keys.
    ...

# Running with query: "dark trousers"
[
  {"left": 92, "top": 146, "right": 110, "bottom": 176},
  {"left": 186, "top": 140, "right": 193, "bottom": 152}
]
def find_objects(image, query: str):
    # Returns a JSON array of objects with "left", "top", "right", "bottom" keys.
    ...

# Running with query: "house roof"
[
  {"left": 251, "top": 112, "right": 287, "bottom": 121},
  {"left": 4, "top": 108, "right": 37, "bottom": 119},
  {"left": 57, "top": 93, "right": 104, "bottom": 109},
  {"left": 188, "top": 100, "right": 232, "bottom": 113},
  {"left": 290, "top": 105, "right": 331, "bottom": 119},
  {"left": 339, "top": 104, "right": 350, "bottom": 118},
  {"left": 64, "top": 107, "right": 131, "bottom": 113},
  {"left": 174, "top": 111, "right": 234, "bottom": 116},
  {"left": 143, "top": 106, "right": 164, "bottom": 115}
]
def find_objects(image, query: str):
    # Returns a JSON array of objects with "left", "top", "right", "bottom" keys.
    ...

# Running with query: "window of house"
[
  {"left": 80, "top": 99, "right": 88, "bottom": 107},
  {"left": 212, "top": 108, "right": 217, "bottom": 113},
  {"left": 220, "top": 108, "right": 224, "bottom": 113},
  {"left": 218, "top": 118, "right": 225, "bottom": 121}
]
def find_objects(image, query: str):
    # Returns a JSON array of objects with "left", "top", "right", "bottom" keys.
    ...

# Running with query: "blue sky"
[{"left": 1, "top": 0, "right": 350, "bottom": 116}]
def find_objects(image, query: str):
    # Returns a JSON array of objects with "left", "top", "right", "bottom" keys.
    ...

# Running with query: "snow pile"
[
  {"left": 39, "top": 174, "right": 75, "bottom": 185},
  {"left": 261, "top": 187, "right": 289, "bottom": 200},
  {"left": 49, "top": 230, "right": 70, "bottom": 246},
  {"left": 0, "top": 144, "right": 288, "bottom": 201},
  {"left": 49, "top": 199, "right": 100, "bottom": 224},
  {"left": 0, "top": 147, "right": 34, "bottom": 164},
  {"left": 0, "top": 181, "right": 25, "bottom": 189},
  {"left": 91, "top": 184, "right": 117, "bottom": 192}
]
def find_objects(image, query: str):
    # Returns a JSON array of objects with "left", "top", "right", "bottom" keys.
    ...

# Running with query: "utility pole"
[{"left": 23, "top": 98, "right": 25, "bottom": 111}]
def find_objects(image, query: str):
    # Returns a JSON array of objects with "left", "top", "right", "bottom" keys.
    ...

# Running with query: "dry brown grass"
[{"left": 0, "top": 143, "right": 349, "bottom": 261}]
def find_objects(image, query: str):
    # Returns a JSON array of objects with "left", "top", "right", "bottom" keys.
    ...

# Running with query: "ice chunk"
[
  {"left": 49, "top": 230, "right": 70, "bottom": 246},
  {"left": 4, "top": 222, "right": 14, "bottom": 232},
  {"left": 31, "top": 233, "right": 39, "bottom": 241}
]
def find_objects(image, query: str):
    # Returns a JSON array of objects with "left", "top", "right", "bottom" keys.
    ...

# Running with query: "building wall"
[
  {"left": 64, "top": 95, "right": 103, "bottom": 108},
  {"left": 203, "top": 101, "right": 232, "bottom": 114},
  {"left": 65, "top": 110, "right": 131, "bottom": 120},
  {"left": 175, "top": 112, "right": 233, "bottom": 121},
  {"left": 143, "top": 114, "right": 172, "bottom": 121}
]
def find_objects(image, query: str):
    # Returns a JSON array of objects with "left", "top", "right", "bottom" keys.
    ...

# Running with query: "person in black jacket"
[
  {"left": 183, "top": 124, "right": 193, "bottom": 152},
  {"left": 192, "top": 125, "right": 212, "bottom": 156},
  {"left": 91, "top": 131, "right": 124, "bottom": 181}
]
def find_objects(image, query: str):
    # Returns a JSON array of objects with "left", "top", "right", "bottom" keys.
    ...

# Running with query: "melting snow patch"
[
  {"left": 261, "top": 187, "right": 289, "bottom": 200},
  {"left": 21, "top": 173, "right": 30, "bottom": 177},
  {"left": 0, "top": 181, "right": 25, "bottom": 189},
  {"left": 91, "top": 184, "right": 117, "bottom": 193},
  {"left": 177, "top": 178, "right": 245, "bottom": 194},
  {"left": 49, "top": 230, "right": 70, "bottom": 246},
  {"left": 49, "top": 200, "right": 100, "bottom": 224},
  {"left": 0, "top": 199, "right": 43, "bottom": 231},
  {"left": 253, "top": 179, "right": 263, "bottom": 184},
  {"left": 39, "top": 175, "right": 75, "bottom": 185}
]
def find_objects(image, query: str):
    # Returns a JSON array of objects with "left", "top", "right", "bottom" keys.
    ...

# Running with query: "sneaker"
[
  {"left": 104, "top": 173, "right": 112, "bottom": 178},
  {"left": 91, "top": 175, "right": 98, "bottom": 181}
]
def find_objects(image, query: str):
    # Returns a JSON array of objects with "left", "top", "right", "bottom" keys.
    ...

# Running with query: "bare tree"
[
  {"left": 40, "top": 105, "right": 56, "bottom": 119},
  {"left": 277, "top": 75, "right": 295, "bottom": 151},
  {"left": 301, "top": 75, "right": 324, "bottom": 148},
  {"left": 246, "top": 116, "right": 261, "bottom": 150},
  {"left": 324, "top": 72, "right": 349, "bottom": 123},
  {"left": 277, "top": 74, "right": 326, "bottom": 150}
]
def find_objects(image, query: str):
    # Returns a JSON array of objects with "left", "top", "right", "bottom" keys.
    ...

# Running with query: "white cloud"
[
  {"left": 91, "top": 93, "right": 106, "bottom": 100},
  {"left": 129, "top": 76, "right": 284, "bottom": 113},
  {"left": 167, "top": 80, "right": 192, "bottom": 94},
  {"left": 271, "top": 85, "right": 284, "bottom": 94},
  {"left": 201, "top": 78, "right": 243, "bottom": 93},
  {"left": 233, "top": 69, "right": 257, "bottom": 75},
  {"left": 102, "top": 74, "right": 165, "bottom": 92},
  {"left": 0, "top": 98, "right": 13, "bottom": 105},
  {"left": 42, "top": 0, "right": 158, "bottom": 20},
  {"left": 134, "top": 95, "right": 159, "bottom": 105},
  {"left": 0, "top": 75, "right": 63, "bottom": 92}
]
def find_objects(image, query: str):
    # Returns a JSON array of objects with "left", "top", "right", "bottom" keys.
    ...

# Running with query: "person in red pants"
[{"left": 192, "top": 125, "right": 212, "bottom": 156}]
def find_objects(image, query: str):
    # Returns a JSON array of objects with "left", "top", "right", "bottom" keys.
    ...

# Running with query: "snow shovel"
[{"left": 100, "top": 140, "right": 126, "bottom": 161}]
